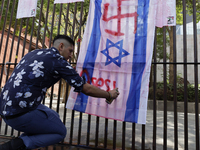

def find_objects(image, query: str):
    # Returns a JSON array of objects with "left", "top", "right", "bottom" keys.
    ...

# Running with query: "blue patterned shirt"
[{"left": 0, "top": 47, "right": 86, "bottom": 116}]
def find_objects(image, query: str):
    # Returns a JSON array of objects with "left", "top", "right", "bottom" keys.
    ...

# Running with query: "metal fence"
[{"left": 0, "top": 0, "right": 199, "bottom": 150}]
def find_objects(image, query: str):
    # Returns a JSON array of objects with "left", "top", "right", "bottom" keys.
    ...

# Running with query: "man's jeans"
[{"left": 3, "top": 104, "right": 67, "bottom": 149}]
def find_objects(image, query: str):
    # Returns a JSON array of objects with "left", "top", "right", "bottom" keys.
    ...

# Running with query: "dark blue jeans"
[{"left": 3, "top": 104, "right": 67, "bottom": 149}]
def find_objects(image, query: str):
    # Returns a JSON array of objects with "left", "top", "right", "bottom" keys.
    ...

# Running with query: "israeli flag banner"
[{"left": 66, "top": 0, "right": 176, "bottom": 124}]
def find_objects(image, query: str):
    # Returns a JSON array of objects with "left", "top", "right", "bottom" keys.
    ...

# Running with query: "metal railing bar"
[
  {"left": 112, "top": 120, "right": 117, "bottom": 149},
  {"left": 182, "top": 0, "right": 188, "bottom": 149},
  {"left": 173, "top": 25, "right": 178, "bottom": 150},
  {"left": 41, "top": 0, "right": 50, "bottom": 49},
  {"left": 62, "top": 83, "right": 70, "bottom": 126},
  {"left": 122, "top": 121, "right": 125, "bottom": 150},
  {"left": 35, "top": 0, "right": 44, "bottom": 49},
  {"left": 13, "top": 18, "right": 23, "bottom": 67},
  {"left": 21, "top": 18, "right": 30, "bottom": 58},
  {"left": 71, "top": 2, "right": 77, "bottom": 65},
  {"left": 192, "top": 1, "right": 199, "bottom": 150},
  {"left": 132, "top": 123, "right": 135, "bottom": 150},
  {"left": 0, "top": 0, "right": 5, "bottom": 25},
  {"left": 56, "top": 81, "right": 61, "bottom": 113},
  {"left": 28, "top": 17, "right": 36, "bottom": 52},
  {"left": 49, "top": 1, "right": 61, "bottom": 116},
  {"left": 104, "top": 118, "right": 108, "bottom": 149},
  {"left": 62, "top": 1, "right": 70, "bottom": 129},
  {"left": 70, "top": 110, "right": 75, "bottom": 144},
  {"left": 77, "top": 112, "right": 83, "bottom": 145},
  {"left": 142, "top": 124, "right": 145, "bottom": 150},
  {"left": 56, "top": 2, "right": 63, "bottom": 115},
  {"left": 57, "top": 3, "right": 63, "bottom": 34},
  {"left": 95, "top": 116, "right": 99, "bottom": 148},
  {"left": 86, "top": 114, "right": 91, "bottom": 146},
  {"left": 0, "top": 0, "right": 10, "bottom": 54},
  {"left": 71, "top": 2, "right": 77, "bottom": 39},
  {"left": 152, "top": 27, "right": 157, "bottom": 150},
  {"left": 46, "top": 2, "right": 56, "bottom": 109},
  {"left": 163, "top": 26, "right": 167, "bottom": 150},
  {"left": 48, "top": 86, "right": 54, "bottom": 109},
  {"left": 64, "top": 3, "right": 70, "bottom": 35},
  {"left": 77, "top": 2, "right": 84, "bottom": 59},
  {"left": 68, "top": 2, "right": 78, "bottom": 145},
  {"left": 0, "top": 0, "right": 10, "bottom": 87}
]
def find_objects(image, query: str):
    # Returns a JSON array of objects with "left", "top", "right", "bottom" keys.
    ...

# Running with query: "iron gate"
[{"left": 0, "top": 0, "right": 200, "bottom": 150}]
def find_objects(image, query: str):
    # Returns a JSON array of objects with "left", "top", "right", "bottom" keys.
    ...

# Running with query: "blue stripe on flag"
[
  {"left": 73, "top": 0, "right": 102, "bottom": 112},
  {"left": 125, "top": 0, "right": 150, "bottom": 122}
]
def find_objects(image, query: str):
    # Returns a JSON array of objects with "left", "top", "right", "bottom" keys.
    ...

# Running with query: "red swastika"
[{"left": 102, "top": 0, "right": 138, "bottom": 36}]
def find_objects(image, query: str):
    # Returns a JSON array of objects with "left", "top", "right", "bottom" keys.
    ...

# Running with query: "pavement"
[
  {"left": 0, "top": 98, "right": 199, "bottom": 150},
  {"left": 63, "top": 108, "right": 199, "bottom": 150}
]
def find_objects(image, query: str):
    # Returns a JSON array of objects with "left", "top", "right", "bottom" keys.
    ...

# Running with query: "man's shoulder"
[
  {"left": 24, "top": 48, "right": 54, "bottom": 59},
  {"left": 29, "top": 48, "right": 50, "bottom": 53}
]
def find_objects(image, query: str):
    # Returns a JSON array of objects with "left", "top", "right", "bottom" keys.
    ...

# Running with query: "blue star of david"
[{"left": 101, "top": 39, "right": 130, "bottom": 67}]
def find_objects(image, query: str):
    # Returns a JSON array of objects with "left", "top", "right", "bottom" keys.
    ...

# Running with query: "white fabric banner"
[
  {"left": 16, "top": 0, "right": 38, "bottom": 19},
  {"left": 66, "top": 0, "right": 176, "bottom": 124},
  {"left": 54, "top": 0, "right": 84, "bottom": 4}
]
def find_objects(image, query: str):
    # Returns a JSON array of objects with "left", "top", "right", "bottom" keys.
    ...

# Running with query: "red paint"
[
  {"left": 80, "top": 69, "right": 116, "bottom": 90},
  {"left": 102, "top": 0, "right": 138, "bottom": 36}
]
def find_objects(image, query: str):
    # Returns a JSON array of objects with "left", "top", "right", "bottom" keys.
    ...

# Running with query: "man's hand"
[
  {"left": 109, "top": 88, "right": 120, "bottom": 99},
  {"left": 106, "top": 88, "right": 120, "bottom": 104},
  {"left": 82, "top": 83, "right": 120, "bottom": 104}
]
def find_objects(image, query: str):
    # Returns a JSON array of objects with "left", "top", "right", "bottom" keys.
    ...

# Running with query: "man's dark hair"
[{"left": 53, "top": 35, "right": 75, "bottom": 46}]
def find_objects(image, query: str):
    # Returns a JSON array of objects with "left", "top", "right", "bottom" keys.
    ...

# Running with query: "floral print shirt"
[{"left": 0, "top": 47, "right": 86, "bottom": 116}]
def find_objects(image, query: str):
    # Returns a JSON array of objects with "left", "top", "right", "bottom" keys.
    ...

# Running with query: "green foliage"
[
  {"left": 149, "top": 82, "right": 200, "bottom": 102},
  {"left": 176, "top": 0, "right": 200, "bottom": 24},
  {"left": 186, "top": 0, "right": 200, "bottom": 22},
  {"left": 149, "top": 73, "right": 200, "bottom": 102},
  {"left": 176, "top": 2, "right": 183, "bottom": 25}
]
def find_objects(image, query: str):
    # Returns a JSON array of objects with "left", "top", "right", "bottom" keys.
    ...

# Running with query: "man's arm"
[{"left": 81, "top": 83, "right": 119, "bottom": 100}]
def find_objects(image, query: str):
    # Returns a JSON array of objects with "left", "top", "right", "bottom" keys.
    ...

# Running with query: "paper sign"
[
  {"left": 16, "top": 0, "right": 38, "bottom": 19},
  {"left": 54, "top": 0, "right": 84, "bottom": 4},
  {"left": 156, "top": 0, "right": 176, "bottom": 27}
]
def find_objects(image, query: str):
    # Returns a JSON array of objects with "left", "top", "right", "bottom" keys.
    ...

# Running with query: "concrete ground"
[{"left": 63, "top": 109, "right": 199, "bottom": 150}]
